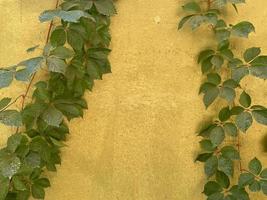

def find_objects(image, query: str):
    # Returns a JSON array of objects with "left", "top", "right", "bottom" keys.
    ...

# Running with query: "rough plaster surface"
[{"left": 0, "top": 0, "right": 267, "bottom": 199}]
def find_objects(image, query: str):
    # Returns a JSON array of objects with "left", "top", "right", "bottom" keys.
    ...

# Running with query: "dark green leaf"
[
  {"left": 0, "top": 110, "right": 22, "bottom": 127},
  {"left": 216, "top": 170, "right": 230, "bottom": 188},
  {"left": 210, "top": 126, "right": 225, "bottom": 146},
  {"left": 93, "top": 0, "right": 117, "bottom": 16},
  {"left": 42, "top": 106, "right": 63, "bottom": 127},
  {"left": 260, "top": 168, "right": 267, "bottom": 179},
  {"left": 243, "top": 47, "right": 261, "bottom": 63},
  {"left": 13, "top": 176, "right": 26, "bottom": 191},
  {"left": 238, "top": 173, "right": 254, "bottom": 187},
  {"left": 249, "top": 180, "right": 261, "bottom": 192},
  {"left": 0, "top": 69, "right": 13, "bottom": 89},
  {"left": 196, "top": 153, "right": 213, "bottom": 162},
  {"left": 31, "top": 184, "right": 45, "bottom": 199},
  {"left": 248, "top": 157, "right": 262, "bottom": 175},
  {"left": 252, "top": 109, "right": 267, "bottom": 125},
  {"left": 218, "top": 156, "right": 233, "bottom": 177},
  {"left": 200, "top": 139, "right": 215, "bottom": 151},
  {"left": 198, "top": 50, "right": 215, "bottom": 64},
  {"left": 50, "top": 27, "right": 66, "bottom": 47},
  {"left": 203, "top": 181, "right": 222, "bottom": 195},
  {"left": 0, "top": 98, "right": 11, "bottom": 110},
  {"left": 231, "top": 21, "right": 255, "bottom": 38},
  {"left": 203, "top": 86, "right": 219, "bottom": 108},
  {"left": 224, "top": 122, "right": 238, "bottom": 137},
  {"left": 207, "top": 73, "right": 221, "bottom": 85},
  {"left": 220, "top": 87, "right": 236, "bottom": 102},
  {"left": 47, "top": 56, "right": 67, "bottom": 74},
  {"left": 239, "top": 91, "right": 251, "bottom": 108},
  {"left": 182, "top": 2, "right": 201, "bottom": 13},
  {"left": 221, "top": 146, "right": 240, "bottom": 160},
  {"left": 219, "top": 106, "right": 231, "bottom": 122},
  {"left": 235, "top": 112, "right": 253, "bottom": 132},
  {"left": 231, "top": 67, "right": 249, "bottom": 82},
  {"left": 178, "top": 15, "right": 194, "bottom": 30},
  {"left": 205, "top": 156, "right": 218, "bottom": 177},
  {"left": 0, "top": 175, "right": 9, "bottom": 200}
]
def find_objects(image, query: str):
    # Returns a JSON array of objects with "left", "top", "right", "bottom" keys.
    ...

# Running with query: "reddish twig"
[{"left": 16, "top": 0, "right": 60, "bottom": 133}]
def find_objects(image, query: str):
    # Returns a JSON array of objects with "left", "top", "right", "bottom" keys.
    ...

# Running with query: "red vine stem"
[
  {"left": 20, "top": 0, "right": 60, "bottom": 111},
  {"left": 16, "top": 0, "right": 60, "bottom": 133}
]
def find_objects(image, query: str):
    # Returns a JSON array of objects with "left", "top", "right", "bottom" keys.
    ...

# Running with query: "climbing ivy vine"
[
  {"left": 179, "top": 0, "right": 267, "bottom": 199},
  {"left": 0, "top": 0, "right": 116, "bottom": 199}
]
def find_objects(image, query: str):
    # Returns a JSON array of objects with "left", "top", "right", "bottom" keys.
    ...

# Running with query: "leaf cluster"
[
  {"left": 179, "top": 1, "right": 267, "bottom": 200},
  {"left": 0, "top": 0, "right": 116, "bottom": 199}
]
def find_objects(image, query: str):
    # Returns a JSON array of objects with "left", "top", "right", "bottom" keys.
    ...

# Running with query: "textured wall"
[{"left": 0, "top": 0, "right": 267, "bottom": 199}]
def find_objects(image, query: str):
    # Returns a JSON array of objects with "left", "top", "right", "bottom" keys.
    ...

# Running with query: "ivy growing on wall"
[
  {"left": 179, "top": 0, "right": 267, "bottom": 199},
  {"left": 0, "top": 0, "right": 116, "bottom": 199}
]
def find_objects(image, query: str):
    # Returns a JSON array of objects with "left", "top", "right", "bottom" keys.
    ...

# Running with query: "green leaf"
[
  {"left": 13, "top": 176, "right": 27, "bottom": 191},
  {"left": 223, "top": 122, "right": 238, "bottom": 137},
  {"left": 189, "top": 15, "right": 207, "bottom": 30},
  {"left": 198, "top": 50, "right": 215, "bottom": 64},
  {"left": 210, "top": 126, "right": 225, "bottom": 146},
  {"left": 203, "top": 86, "right": 219, "bottom": 108},
  {"left": 0, "top": 153, "right": 21, "bottom": 178},
  {"left": 260, "top": 168, "right": 267, "bottom": 179},
  {"left": 205, "top": 156, "right": 218, "bottom": 177},
  {"left": 34, "top": 178, "right": 50, "bottom": 188},
  {"left": 230, "top": 185, "right": 249, "bottom": 200},
  {"left": 220, "top": 87, "right": 236, "bottom": 103},
  {"left": 238, "top": 173, "right": 254, "bottom": 187},
  {"left": 243, "top": 47, "right": 261, "bottom": 63},
  {"left": 26, "top": 45, "right": 39, "bottom": 53},
  {"left": 262, "top": 180, "right": 267, "bottom": 195},
  {"left": 207, "top": 73, "right": 221, "bottom": 85},
  {"left": 31, "top": 184, "right": 45, "bottom": 199},
  {"left": 249, "top": 180, "right": 261, "bottom": 192},
  {"left": 235, "top": 112, "right": 253, "bottom": 132},
  {"left": 0, "top": 175, "right": 9, "bottom": 200},
  {"left": 250, "top": 55, "right": 267, "bottom": 65},
  {"left": 0, "top": 98, "right": 11, "bottom": 110},
  {"left": 42, "top": 106, "right": 63, "bottom": 127},
  {"left": 200, "top": 139, "right": 215, "bottom": 151},
  {"left": 250, "top": 66, "right": 267, "bottom": 80},
  {"left": 7, "top": 133, "right": 22, "bottom": 153},
  {"left": 239, "top": 91, "right": 251, "bottom": 108},
  {"left": 219, "top": 106, "right": 231, "bottom": 122},
  {"left": 221, "top": 146, "right": 240, "bottom": 160},
  {"left": 218, "top": 156, "right": 233, "bottom": 177},
  {"left": 248, "top": 157, "right": 262, "bottom": 175},
  {"left": 201, "top": 57, "right": 213, "bottom": 73},
  {"left": 231, "top": 67, "right": 249, "bottom": 82},
  {"left": 182, "top": 2, "right": 201, "bottom": 13},
  {"left": 50, "top": 27, "right": 66, "bottom": 47},
  {"left": 50, "top": 46, "right": 74, "bottom": 59},
  {"left": 231, "top": 106, "right": 244, "bottom": 115},
  {"left": 0, "top": 110, "right": 22, "bottom": 127},
  {"left": 231, "top": 21, "right": 255, "bottom": 38},
  {"left": 211, "top": 55, "right": 224, "bottom": 69},
  {"left": 46, "top": 56, "right": 67, "bottom": 74},
  {"left": 203, "top": 181, "right": 222, "bottom": 195},
  {"left": 222, "top": 79, "right": 239, "bottom": 89},
  {"left": 0, "top": 69, "right": 13, "bottom": 89},
  {"left": 39, "top": 10, "right": 93, "bottom": 23},
  {"left": 215, "top": 29, "right": 230, "bottom": 42},
  {"left": 252, "top": 109, "right": 267, "bottom": 125},
  {"left": 196, "top": 153, "right": 213, "bottom": 162},
  {"left": 93, "top": 0, "right": 117, "bottom": 16},
  {"left": 16, "top": 57, "right": 44, "bottom": 81},
  {"left": 178, "top": 15, "right": 194, "bottom": 30},
  {"left": 213, "top": 0, "right": 227, "bottom": 8},
  {"left": 216, "top": 170, "right": 230, "bottom": 188}
]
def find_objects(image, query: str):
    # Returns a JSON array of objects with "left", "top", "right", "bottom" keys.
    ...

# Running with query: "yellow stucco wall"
[{"left": 1, "top": 0, "right": 267, "bottom": 199}]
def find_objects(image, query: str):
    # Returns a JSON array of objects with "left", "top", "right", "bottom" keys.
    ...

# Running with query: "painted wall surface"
[{"left": 1, "top": 0, "right": 267, "bottom": 199}]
